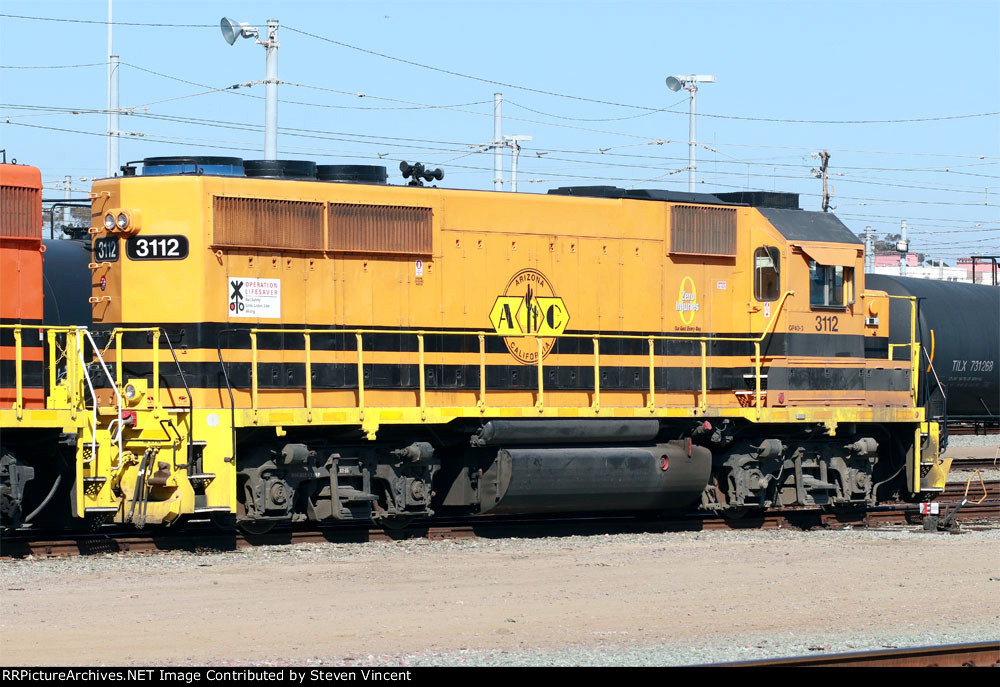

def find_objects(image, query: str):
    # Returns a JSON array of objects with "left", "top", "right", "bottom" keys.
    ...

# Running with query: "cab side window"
[
  {"left": 809, "top": 261, "right": 846, "bottom": 307},
  {"left": 754, "top": 246, "right": 780, "bottom": 301}
]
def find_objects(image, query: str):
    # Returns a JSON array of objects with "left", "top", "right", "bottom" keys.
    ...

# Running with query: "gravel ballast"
[{"left": 2, "top": 527, "right": 997, "bottom": 666}]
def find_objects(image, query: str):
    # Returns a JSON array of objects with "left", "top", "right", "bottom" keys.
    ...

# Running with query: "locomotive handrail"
[
  {"left": 78, "top": 328, "right": 122, "bottom": 466},
  {"left": 0, "top": 324, "right": 121, "bottom": 467},
  {"left": 108, "top": 326, "right": 196, "bottom": 469},
  {"left": 0, "top": 323, "right": 93, "bottom": 418},
  {"left": 242, "top": 290, "right": 798, "bottom": 417},
  {"left": 861, "top": 292, "right": 920, "bottom": 407},
  {"left": 109, "top": 328, "right": 164, "bottom": 416}
]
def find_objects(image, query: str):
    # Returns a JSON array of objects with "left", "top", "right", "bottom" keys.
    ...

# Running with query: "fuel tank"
[
  {"left": 866, "top": 275, "right": 998, "bottom": 421},
  {"left": 477, "top": 441, "right": 712, "bottom": 514}
]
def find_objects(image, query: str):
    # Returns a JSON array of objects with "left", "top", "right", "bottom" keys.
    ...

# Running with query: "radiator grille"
[
  {"left": 669, "top": 205, "right": 737, "bottom": 257},
  {"left": 213, "top": 196, "right": 325, "bottom": 251},
  {"left": 328, "top": 203, "right": 432, "bottom": 255},
  {"left": 0, "top": 185, "right": 42, "bottom": 240}
]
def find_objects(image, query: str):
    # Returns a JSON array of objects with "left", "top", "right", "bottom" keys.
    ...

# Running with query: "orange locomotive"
[{"left": 0, "top": 162, "right": 44, "bottom": 410}]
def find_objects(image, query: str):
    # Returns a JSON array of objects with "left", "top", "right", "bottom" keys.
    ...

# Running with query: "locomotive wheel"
[
  {"left": 237, "top": 519, "right": 277, "bottom": 535},
  {"left": 210, "top": 512, "right": 238, "bottom": 531},
  {"left": 721, "top": 507, "right": 751, "bottom": 520},
  {"left": 378, "top": 515, "right": 415, "bottom": 531},
  {"left": 721, "top": 506, "right": 765, "bottom": 521}
]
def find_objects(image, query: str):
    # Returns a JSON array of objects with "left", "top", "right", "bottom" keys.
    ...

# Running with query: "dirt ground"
[{"left": 1, "top": 528, "right": 998, "bottom": 666}]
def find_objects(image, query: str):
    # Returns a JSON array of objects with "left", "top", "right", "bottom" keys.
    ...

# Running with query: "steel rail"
[
  {"left": 709, "top": 641, "right": 999, "bottom": 667},
  {"left": 4, "top": 492, "right": 998, "bottom": 559}
]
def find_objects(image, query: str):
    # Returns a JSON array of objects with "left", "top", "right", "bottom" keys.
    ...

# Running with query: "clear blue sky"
[{"left": 1, "top": 0, "right": 998, "bottom": 261}]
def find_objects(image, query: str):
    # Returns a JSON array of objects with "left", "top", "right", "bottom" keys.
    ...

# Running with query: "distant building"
[
  {"left": 868, "top": 264, "right": 968, "bottom": 281},
  {"left": 957, "top": 258, "right": 999, "bottom": 285},
  {"left": 873, "top": 252, "right": 919, "bottom": 267}
]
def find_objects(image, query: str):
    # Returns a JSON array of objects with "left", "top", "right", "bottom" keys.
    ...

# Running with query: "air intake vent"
[
  {"left": 669, "top": 205, "right": 737, "bottom": 257},
  {"left": 0, "top": 185, "right": 42, "bottom": 240},
  {"left": 317, "top": 165, "right": 388, "bottom": 184},
  {"left": 213, "top": 197, "right": 325, "bottom": 251},
  {"left": 328, "top": 203, "right": 432, "bottom": 255},
  {"left": 141, "top": 156, "right": 245, "bottom": 177},
  {"left": 243, "top": 160, "right": 317, "bottom": 179}
]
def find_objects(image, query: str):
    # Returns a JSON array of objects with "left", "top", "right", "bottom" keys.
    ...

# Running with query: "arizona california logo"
[{"left": 489, "top": 269, "right": 569, "bottom": 364}]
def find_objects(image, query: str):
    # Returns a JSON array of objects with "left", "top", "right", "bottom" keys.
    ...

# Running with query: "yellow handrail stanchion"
[
  {"left": 305, "top": 332, "right": 312, "bottom": 422},
  {"left": 478, "top": 334, "right": 487, "bottom": 412},
  {"left": 68, "top": 329, "right": 79, "bottom": 415},
  {"left": 115, "top": 330, "right": 123, "bottom": 389},
  {"left": 250, "top": 331, "right": 259, "bottom": 421},
  {"left": 47, "top": 329, "right": 57, "bottom": 402},
  {"left": 536, "top": 337, "right": 544, "bottom": 410},
  {"left": 754, "top": 341, "right": 762, "bottom": 416},
  {"left": 418, "top": 333, "right": 426, "bottom": 417},
  {"left": 13, "top": 326, "right": 23, "bottom": 418},
  {"left": 592, "top": 337, "right": 600, "bottom": 412},
  {"left": 700, "top": 340, "right": 708, "bottom": 413},
  {"left": 151, "top": 329, "right": 161, "bottom": 417},
  {"left": 356, "top": 333, "right": 365, "bottom": 419},
  {"left": 648, "top": 337, "right": 655, "bottom": 411}
]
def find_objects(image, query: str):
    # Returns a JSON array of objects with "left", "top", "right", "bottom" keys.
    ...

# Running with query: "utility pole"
[
  {"left": 898, "top": 219, "right": 909, "bottom": 276},
  {"left": 864, "top": 225, "right": 874, "bottom": 272},
  {"left": 504, "top": 135, "right": 532, "bottom": 192},
  {"left": 820, "top": 150, "right": 830, "bottom": 211},
  {"left": 493, "top": 93, "right": 503, "bottom": 190},
  {"left": 62, "top": 176, "right": 72, "bottom": 226},
  {"left": 812, "top": 150, "right": 831, "bottom": 212}
]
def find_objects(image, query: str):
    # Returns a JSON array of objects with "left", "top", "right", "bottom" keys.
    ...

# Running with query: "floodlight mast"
[
  {"left": 221, "top": 17, "right": 279, "bottom": 160},
  {"left": 666, "top": 74, "right": 716, "bottom": 193}
]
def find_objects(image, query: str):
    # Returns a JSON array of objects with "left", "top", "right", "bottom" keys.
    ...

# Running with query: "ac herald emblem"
[{"left": 489, "top": 268, "right": 569, "bottom": 364}]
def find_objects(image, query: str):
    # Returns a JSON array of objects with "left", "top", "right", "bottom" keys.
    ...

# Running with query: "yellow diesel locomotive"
[{"left": 1, "top": 157, "right": 951, "bottom": 530}]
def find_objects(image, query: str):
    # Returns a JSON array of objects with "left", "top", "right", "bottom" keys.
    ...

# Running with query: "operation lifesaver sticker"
[{"left": 228, "top": 277, "right": 281, "bottom": 318}]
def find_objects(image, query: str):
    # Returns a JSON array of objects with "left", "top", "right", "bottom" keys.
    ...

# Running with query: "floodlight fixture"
[
  {"left": 220, "top": 17, "right": 259, "bottom": 45},
  {"left": 220, "top": 16, "right": 280, "bottom": 160},
  {"left": 665, "top": 73, "right": 717, "bottom": 192}
]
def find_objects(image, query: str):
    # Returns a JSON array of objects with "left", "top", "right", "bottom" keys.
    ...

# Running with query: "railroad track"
[
  {"left": 948, "top": 425, "right": 1000, "bottom": 436},
  {"left": 949, "top": 458, "right": 1000, "bottom": 471},
  {"left": 714, "top": 641, "right": 999, "bottom": 667},
  {"left": 4, "top": 484, "right": 998, "bottom": 558}
]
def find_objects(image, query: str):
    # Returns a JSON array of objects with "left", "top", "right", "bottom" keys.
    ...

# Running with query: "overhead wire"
[
  {"left": 7, "top": 103, "right": 998, "bottom": 209},
  {"left": 0, "top": 62, "right": 105, "bottom": 69},
  {"left": 283, "top": 24, "right": 1000, "bottom": 125},
  {"left": 0, "top": 13, "right": 219, "bottom": 27},
  {"left": 67, "top": 61, "right": 1000, "bottom": 165}
]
